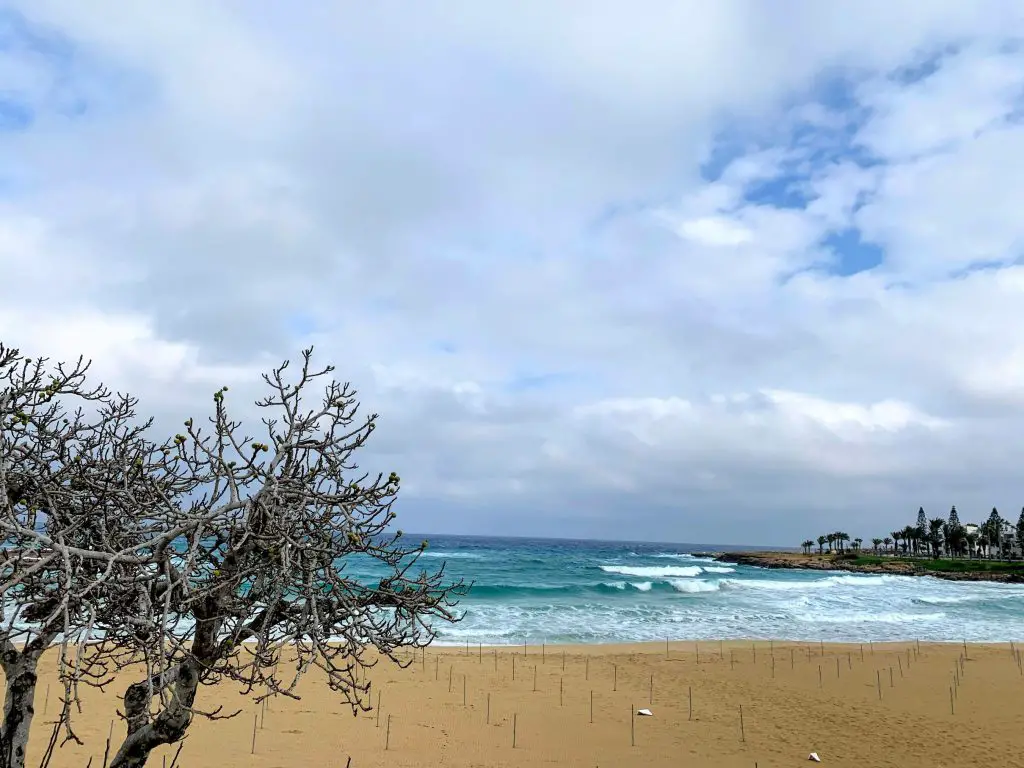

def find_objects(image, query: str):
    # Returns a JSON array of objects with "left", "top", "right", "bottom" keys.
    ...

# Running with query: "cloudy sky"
[{"left": 3, "top": 2, "right": 1024, "bottom": 546}]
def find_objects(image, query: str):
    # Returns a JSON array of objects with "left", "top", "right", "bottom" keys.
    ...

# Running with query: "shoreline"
[
  {"left": 714, "top": 550, "right": 1024, "bottom": 583},
  {"left": 428, "top": 638, "right": 1014, "bottom": 654}
]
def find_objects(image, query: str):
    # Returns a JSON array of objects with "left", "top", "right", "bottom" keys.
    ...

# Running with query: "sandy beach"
[{"left": 11, "top": 640, "right": 1023, "bottom": 768}]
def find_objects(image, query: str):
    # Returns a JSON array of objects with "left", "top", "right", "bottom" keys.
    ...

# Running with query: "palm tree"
[
  {"left": 816, "top": 535, "right": 826, "bottom": 555},
  {"left": 928, "top": 518, "right": 945, "bottom": 558},
  {"left": 826, "top": 533, "right": 835, "bottom": 553},
  {"left": 890, "top": 530, "right": 902, "bottom": 556},
  {"left": 901, "top": 526, "right": 918, "bottom": 557},
  {"left": 837, "top": 532, "right": 850, "bottom": 553},
  {"left": 871, "top": 537, "right": 883, "bottom": 554},
  {"left": 853, "top": 537, "right": 862, "bottom": 552},
  {"left": 944, "top": 522, "right": 967, "bottom": 558},
  {"left": 800, "top": 539, "right": 814, "bottom": 555},
  {"left": 965, "top": 531, "right": 978, "bottom": 560}
]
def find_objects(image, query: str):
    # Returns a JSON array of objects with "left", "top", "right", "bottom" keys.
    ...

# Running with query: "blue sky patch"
[
  {"left": 822, "top": 228, "right": 884, "bottom": 276},
  {"left": 0, "top": 99, "right": 31, "bottom": 131}
]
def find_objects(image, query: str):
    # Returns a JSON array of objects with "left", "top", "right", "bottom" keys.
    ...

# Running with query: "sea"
[{"left": 365, "top": 535, "right": 1024, "bottom": 645}]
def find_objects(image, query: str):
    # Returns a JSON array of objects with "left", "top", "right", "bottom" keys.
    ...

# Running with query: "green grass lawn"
[{"left": 848, "top": 555, "right": 1024, "bottom": 573}]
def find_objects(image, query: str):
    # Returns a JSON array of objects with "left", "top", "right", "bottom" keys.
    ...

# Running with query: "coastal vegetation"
[
  {"left": 0, "top": 344, "right": 462, "bottom": 768},
  {"left": 733, "top": 506, "right": 1024, "bottom": 582},
  {"left": 805, "top": 505, "right": 1024, "bottom": 563}
]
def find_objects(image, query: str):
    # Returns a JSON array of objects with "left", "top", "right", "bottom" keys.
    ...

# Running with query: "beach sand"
[{"left": 13, "top": 640, "right": 1024, "bottom": 767}]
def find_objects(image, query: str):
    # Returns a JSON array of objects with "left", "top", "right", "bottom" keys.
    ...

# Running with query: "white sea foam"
[
  {"left": 701, "top": 566, "right": 736, "bottom": 574},
  {"left": 915, "top": 592, "right": 1024, "bottom": 605},
  {"left": 600, "top": 565, "right": 703, "bottom": 578},
  {"left": 668, "top": 579, "right": 721, "bottom": 593},
  {"left": 796, "top": 611, "right": 947, "bottom": 624},
  {"left": 719, "top": 574, "right": 909, "bottom": 592},
  {"left": 633, "top": 581, "right": 653, "bottom": 591}
]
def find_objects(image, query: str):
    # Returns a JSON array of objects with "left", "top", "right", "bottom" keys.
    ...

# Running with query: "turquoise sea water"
[{"left": 363, "top": 535, "right": 1024, "bottom": 645}]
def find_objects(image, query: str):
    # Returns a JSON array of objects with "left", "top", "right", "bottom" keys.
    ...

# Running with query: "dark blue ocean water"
[{"left": 355, "top": 535, "right": 1024, "bottom": 644}]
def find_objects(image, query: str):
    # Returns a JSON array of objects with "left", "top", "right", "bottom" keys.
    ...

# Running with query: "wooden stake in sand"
[
  {"left": 649, "top": 674, "right": 653, "bottom": 704},
  {"left": 613, "top": 663, "right": 617, "bottom": 691},
  {"left": 889, "top": 667, "right": 894, "bottom": 688},
  {"left": 562, "top": 650, "right": 566, "bottom": 672},
  {"left": 963, "top": 639, "right": 969, "bottom": 660},
  {"left": 251, "top": 713, "right": 258, "bottom": 755},
  {"left": 860, "top": 644, "right": 864, "bottom": 662},
  {"left": 43, "top": 684, "right": 49, "bottom": 715},
  {"left": 630, "top": 703, "right": 635, "bottom": 747},
  {"left": 385, "top": 714, "right": 392, "bottom": 750},
  {"left": 586, "top": 657, "right": 589, "bottom": 680},
  {"left": 495, "top": 649, "right": 498, "bottom": 672},
  {"left": 542, "top": 642, "right": 546, "bottom": 664},
  {"left": 836, "top": 657, "right": 840, "bottom": 679},
  {"left": 739, "top": 705, "right": 746, "bottom": 742},
  {"left": 720, "top": 639, "right": 724, "bottom": 660},
  {"left": 848, "top": 652, "right": 852, "bottom": 670},
  {"left": 513, "top": 713, "right": 517, "bottom": 748},
  {"left": 771, "top": 655, "right": 775, "bottom": 679},
  {"left": 730, "top": 650, "right": 735, "bottom": 670},
  {"left": 560, "top": 676, "right": 564, "bottom": 706},
  {"left": 590, "top": 690, "right": 594, "bottom": 724},
  {"left": 436, "top": 656, "right": 439, "bottom": 680},
  {"left": 876, "top": 670, "right": 882, "bottom": 700},
  {"left": 464, "top": 675, "right": 467, "bottom": 707},
  {"left": 898, "top": 656, "right": 903, "bottom": 678},
  {"left": 103, "top": 721, "right": 113, "bottom": 768},
  {"left": 665, "top": 638, "right": 669, "bottom": 659},
  {"left": 449, "top": 665, "right": 453, "bottom": 693},
  {"left": 513, "top": 655, "right": 516, "bottom": 681},
  {"left": 533, "top": 666, "right": 537, "bottom": 693},
  {"left": 752, "top": 642, "right": 756, "bottom": 663},
  {"left": 696, "top": 642, "right": 700, "bottom": 665},
  {"left": 818, "top": 665, "right": 822, "bottom": 688},
  {"left": 479, "top": 643, "right": 482, "bottom": 663},
  {"left": 950, "top": 686, "right": 955, "bottom": 715},
  {"left": 487, "top": 692, "right": 491, "bottom": 724},
  {"left": 791, "top": 648, "right": 794, "bottom": 670},
  {"left": 376, "top": 691, "right": 382, "bottom": 727},
  {"left": 688, "top": 686, "right": 692, "bottom": 721}
]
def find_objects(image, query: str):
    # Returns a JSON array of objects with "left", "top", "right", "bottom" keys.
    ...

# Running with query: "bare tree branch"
[{"left": 1, "top": 343, "right": 464, "bottom": 768}]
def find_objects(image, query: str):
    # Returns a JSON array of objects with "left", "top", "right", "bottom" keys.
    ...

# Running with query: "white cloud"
[{"left": 3, "top": 2, "right": 1024, "bottom": 544}]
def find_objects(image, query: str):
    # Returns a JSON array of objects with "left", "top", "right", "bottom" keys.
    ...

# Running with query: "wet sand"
[{"left": 15, "top": 640, "right": 1024, "bottom": 767}]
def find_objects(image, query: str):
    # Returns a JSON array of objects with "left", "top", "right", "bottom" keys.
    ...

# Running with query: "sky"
[{"left": 2, "top": 2, "right": 1024, "bottom": 546}]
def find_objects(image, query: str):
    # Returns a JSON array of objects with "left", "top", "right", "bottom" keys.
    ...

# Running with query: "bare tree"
[
  {"left": 102, "top": 349, "right": 464, "bottom": 768},
  {"left": 0, "top": 345, "right": 203, "bottom": 768}
]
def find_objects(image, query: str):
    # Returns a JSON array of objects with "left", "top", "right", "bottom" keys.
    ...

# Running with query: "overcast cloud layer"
[{"left": 3, "top": 2, "right": 1024, "bottom": 545}]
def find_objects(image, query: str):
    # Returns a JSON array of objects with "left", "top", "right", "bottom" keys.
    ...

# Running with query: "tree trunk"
[
  {"left": 0, "top": 648, "right": 43, "bottom": 768},
  {"left": 108, "top": 661, "right": 200, "bottom": 768},
  {"left": 109, "top": 613, "right": 220, "bottom": 768}
]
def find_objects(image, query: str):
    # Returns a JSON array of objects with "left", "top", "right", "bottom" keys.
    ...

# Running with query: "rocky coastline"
[{"left": 712, "top": 551, "right": 1024, "bottom": 583}]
